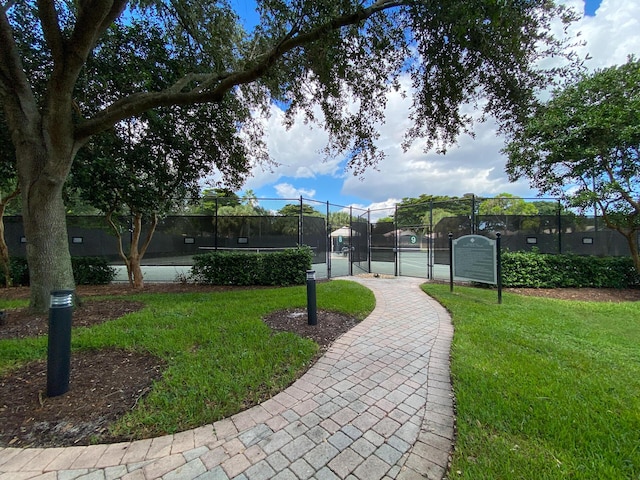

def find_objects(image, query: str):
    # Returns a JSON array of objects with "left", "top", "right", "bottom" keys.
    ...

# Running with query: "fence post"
[
  {"left": 557, "top": 199, "right": 562, "bottom": 254},
  {"left": 367, "top": 209, "right": 372, "bottom": 274},
  {"left": 496, "top": 233, "right": 502, "bottom": 304},
  {"left": 326, "top": 201, "right": 331, "bottom": 279},
  {"left": 471, "top": 195, "right": 476, "bottom": 234},
  {"left": 429, "top": 200, "right": 434, "bottom": 279},
  {"left": 349, "top": 206, "right": 353, "bottom": 276},
  {"left": 299, "top": 196, "right": 304, "bottom": 246},
  {"left": 214, "top": 197, "right": 219, "bottom": 251},
  {"left": 448, "top": 233, "right": 454, "bottom": 292},
  {"left": 394, "top": 204, "right": 399, "bottom": 276}
]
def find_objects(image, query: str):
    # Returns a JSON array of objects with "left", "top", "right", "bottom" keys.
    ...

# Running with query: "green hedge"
[
  {"left": 501, "top": 251, "right": 640, "bottom": 288},
  {"left": 71, "top": 257, "right": 117, "bottom": 285},
  {"left": 191, "top": 247, "right": 313, "bottom": 286},
  {"left": 1, "top": 257, "right": 116, "bottom": 286}
]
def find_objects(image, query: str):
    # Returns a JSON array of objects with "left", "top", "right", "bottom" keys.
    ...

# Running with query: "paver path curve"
[{"left": 0, "top": 276, "right": 455, "bottom": 479}]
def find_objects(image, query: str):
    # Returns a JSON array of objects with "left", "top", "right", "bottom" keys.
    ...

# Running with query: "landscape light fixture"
[
  {"left": 47, "top": 290, "right": 74, "bottom": 397},
  {"left": 306, "top": 270, "right": 317, "bottom": 326}
]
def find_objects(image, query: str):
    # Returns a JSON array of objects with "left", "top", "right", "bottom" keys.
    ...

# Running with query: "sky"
[{"left": 229, "top": 0, "right": 640, "bottom": 214}]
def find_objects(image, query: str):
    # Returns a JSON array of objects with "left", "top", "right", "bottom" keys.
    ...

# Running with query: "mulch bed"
[{"left": 0, "top": 283, "right": 358, "bottom": 447}]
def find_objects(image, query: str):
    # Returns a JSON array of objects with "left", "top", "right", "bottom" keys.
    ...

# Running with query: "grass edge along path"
[
  {"left": 0, "top": 280, "right": 375, "bottom": 442},
  {"left": 422, "top": 283, "right": 640, "bottom": 480}
]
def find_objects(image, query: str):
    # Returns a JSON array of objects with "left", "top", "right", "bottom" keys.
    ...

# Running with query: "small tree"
[
  {"left": 477, "top": 193, "right": 539, "bottom": 231},
  {"left": 505, "top": 58, "right": 640, "bottom": 270},
  {"left": 74, "top": 106, "right": 246, "bottom": 288},
  {"left": 329, "top": 211, "right": 352, "bottom": 229},
  {"left": 69, "top": 22, "right": 253, "bottom": 289},
  {"left": 278, "top": 203, "right": 323, "bottom": 218}
]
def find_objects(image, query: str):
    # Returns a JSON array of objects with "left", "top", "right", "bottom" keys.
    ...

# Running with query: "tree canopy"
[
  {"left": 505, "top": 57, "right": 640, "bottom": 270},
  {"left": 478, "top": 193, "right": 538, "bottom": 216},
  {"left": 1, "top": 0, "right": 579, "bottom": 310}
]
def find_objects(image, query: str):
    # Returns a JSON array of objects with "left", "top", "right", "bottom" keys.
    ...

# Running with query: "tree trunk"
[
  {"left": 127, "top": 212, "right": 158, "bottom": 290},
  {"left": 623, "top": 230, "right": 640, "bottom": 273},
  {"left": 21, "top": 182, "right": 75, "bottom": 311},
  {"left": 0, "top": 209, "right": 11, "bottom": 288},
  {"left": 107, "top": 211, "right": 157, "bottom": 290},
  {"left": 14, "top": 138, "right": 76, "bottom": 312},
  {"left": 600, "top": 210, "right": 640, "bottom": 274},
  {"left": 129, "top": 252, "right": 144, "bottom": 289}
]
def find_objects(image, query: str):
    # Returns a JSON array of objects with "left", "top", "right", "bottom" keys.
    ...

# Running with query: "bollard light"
[
  {"left": 47, "top": 290, "right": 74, "bottom": 397},
  {"left": 306, "top": 270, "right": 317, "bottom": 326},
  {"left": 50, "top": 290, "right": 73, "bottom": 308}
]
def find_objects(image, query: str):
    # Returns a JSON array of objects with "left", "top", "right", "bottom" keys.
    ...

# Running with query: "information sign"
[{"left": 452, "top": 235, "right": 496, "bottom": 284}]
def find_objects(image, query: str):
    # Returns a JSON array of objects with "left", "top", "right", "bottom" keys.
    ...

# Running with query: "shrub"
[
  {"left": 191, "top": 247, "right": 313, "bottom": 286},
  {"left": 0, "top": 257, "right": 115, "bottom": 287},
  {"left": 501, "top": 251, "right": 640, "bottom": 288},
  {"left": 4, "top": 257, "right": 29, "bottom": 286},
  {"left": 72, "top": 257, "right": 116, "bottom": 285}
]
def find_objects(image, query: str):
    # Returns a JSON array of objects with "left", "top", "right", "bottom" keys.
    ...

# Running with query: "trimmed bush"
[
  {"left": 3, "top": 257, "right": 29, "bottom": 286},
  {"left": 0, "top": 256, "right": 116, "bottom": 287},
  {"left": 72, "top": 257, "right": 116, "bottom": 285},
  {"left": 501, "top": 251, "right": 640, "bottom": 288},
  {"left": 191, "top": 247, "right": 313, "bottom": 286}
]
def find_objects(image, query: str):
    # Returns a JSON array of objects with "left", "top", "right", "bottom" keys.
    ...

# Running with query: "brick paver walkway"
[{"left": 0, "top": 276, "right": 455, "bottom": 479}]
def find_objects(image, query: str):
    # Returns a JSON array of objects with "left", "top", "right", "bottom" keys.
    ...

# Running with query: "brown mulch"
[
  {"left": 0, "top": 283, "right": 359, "bottom": 448},
  {"left": 504, "top": 287, "right": 640, "bottom": 302},
  {"left": 0, "top": 283, "right": 638, "bottom": 448}
]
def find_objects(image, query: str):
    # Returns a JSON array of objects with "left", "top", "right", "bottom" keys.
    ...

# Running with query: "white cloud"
[
  {"left": 274, "top": 182, "right": 316, "bottom": 199},
  {"left": 244, "top": 104, "right": 343, "bottom": 190},
  {"left": 348, "top": 198, "right": 403, "bottom": 221},
  {"left": 566, "top": 0, "right": 640, "bottom": 69},
  {"left": 249, "top": 0, "right": 640, "bottom": 208}
]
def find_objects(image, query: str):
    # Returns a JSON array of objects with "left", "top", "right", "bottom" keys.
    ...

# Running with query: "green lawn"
[
  {"left": 0, "top": 280, "right": 375, "bottom": 440},
  {"left": 422, "top": 284, "right": 640, "bottom": 480}
]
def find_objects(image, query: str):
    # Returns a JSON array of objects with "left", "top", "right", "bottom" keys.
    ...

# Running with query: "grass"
[
  {"left": 422, "top": 284, "right": 640, "bottom": 480},
  {"left": 0, "top": 280, "right": 375, "bottom": 440}
]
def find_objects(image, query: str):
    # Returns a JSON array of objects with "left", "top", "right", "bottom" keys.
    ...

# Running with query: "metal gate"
[{"left": 350, "top": 210, "right": 370, "bottom": 275}]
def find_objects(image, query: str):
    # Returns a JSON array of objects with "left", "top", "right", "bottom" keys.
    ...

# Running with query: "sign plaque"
[{"left": 452, "top": 235, "right": 497, "bottom": 284}]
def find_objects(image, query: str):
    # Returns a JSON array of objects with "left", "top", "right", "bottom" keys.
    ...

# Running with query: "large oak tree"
[
  {"left": 1, "top": 0, "right": 577, "bottom": 310},
  {"left": 505, "top": 58, "right": 640, "bottom": 270}
]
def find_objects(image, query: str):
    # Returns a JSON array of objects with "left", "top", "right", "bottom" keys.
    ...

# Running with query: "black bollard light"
[
  {"left": 306, "top": 270, "right": 317, "bottom": 326},
  {"left": 47, "top": 290, "right": 74, "bottom": 397}
]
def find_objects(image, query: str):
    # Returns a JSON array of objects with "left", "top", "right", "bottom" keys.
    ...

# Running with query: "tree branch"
[
  {"left": 603, "top": 157, "right": 640, "bottom": 213},
  {"left": 44, "top": 0, "right": 128, "bottom": 105},
  {"left": 36, "top": 0, "right": 64, "bottom": 61},
  {"left": 0, "top": 8, "right": 39, "bottom": 127},
  {"left": 106, "top": 209, "right": 129, "bottom": 269},
  {"left": 138, "top": 212, "right": 158, "bottom": 259},
  {"left": 75, "top": 0, "right": 406, "bottom": 141},
  {"left": 0, "top": 186, "right": 20, "bottom": 205}
]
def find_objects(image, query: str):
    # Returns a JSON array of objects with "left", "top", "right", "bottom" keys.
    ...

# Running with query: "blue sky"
[
  {"left": 224, "top": 1, "right": 638, "bottom": 214},
  {"left": 584, "top": 0, "right": 600, "bottom": 15}
]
